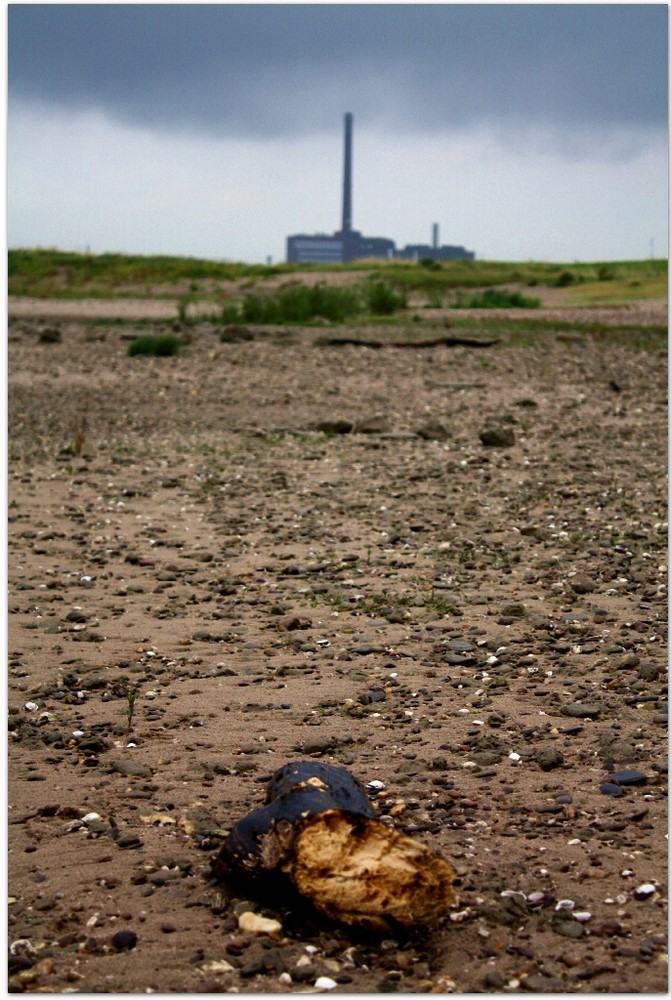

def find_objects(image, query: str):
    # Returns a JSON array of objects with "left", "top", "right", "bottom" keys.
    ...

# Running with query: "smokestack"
[
  {"left": 432, "top": 223, "right": 439, "bottom": 250},
  {"left": 342, "top": 112, "right": 353, "bottom": 234}
]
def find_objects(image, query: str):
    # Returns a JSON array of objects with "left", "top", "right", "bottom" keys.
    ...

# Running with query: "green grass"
[
  {"left": 222, "top": 278, "right": 406, "bottom": 324},
  {"left": 127, "top": 333, "right": 182, "bottom": 357},
  {"left": 454, "top": 287, "right": 541, "bottom": 309},
  {"left": 8, "top": 248, "right": 667, "bottom": 302},
  {"left": 7, "top": 248, "right": 300, "bottom": 297}
]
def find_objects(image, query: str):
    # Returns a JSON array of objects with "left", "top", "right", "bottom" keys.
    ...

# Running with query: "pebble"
[
  {"left": 238, "top": 911, "right": 282, "bottom": 936},
  {"left": 633, "top": 883, "right": 657, "bottom": 901},
  {"left": 535, "top": 746, "right": 564, "bottom": 770},
  {"left": 561, "top": 702, "right": 603, "bottom": 719},
  {"left": 314, "top": 976, "right": 338, "bottom": 991},
  {"left": 600, "top": 782, "right": 625, "bottom": 797},
  {"left": 111, "top": 930, "right": 138, "bottom": 951},
  {"left": 480, "top": 426, "right": 515, "bottom": 448},
  {"left": 611, "top": 769, "right": 647, "bottom": 786}
]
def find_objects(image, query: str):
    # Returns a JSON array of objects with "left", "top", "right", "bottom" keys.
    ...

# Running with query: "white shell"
[{"left": 314, "top": 977, "right": 337, "bottom": 991}]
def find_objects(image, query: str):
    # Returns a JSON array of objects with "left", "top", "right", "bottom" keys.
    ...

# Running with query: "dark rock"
[
  {"left": 611, "top": 769, "right": 647, "bottom": 786},
  {"left": 614, "top": 653, "right": 641, "bottom": 670},
  {"left": 116, "top": 833, "right": 143, "bottom": 849},
  {"left": 314, "top": 420, "right": 354, "bottom": 435},
  {"left": 39, "top": 326, "right": 62, "bottom": 344},
  {"left": 561, "top": 703, "right": 603, "bottom": 719},
  {"left": 499, "top": 602, "right": 527, "bottom": 619},
  {"left": 570, "top": 575, "right": 598, "bottom": 594},
  {"left": 551, "top": 917, "right": 585, "bottom": 939},
  {"left": 111, "top": 929, "right": 138, "bottom": 951},
  {"left": 638, "top": 662, "right": 660, "bottom": 681},
  {"left": 415, "top": 420, "right": 451, "bottom": 441},
  {"left": 480, "top": 427, "right": 516, "bottom": 448},
  {"left": 600, "top": 782, "right": 624, "bottom": 797},
  {"left": 535, "top": 746, "right": 564, "bottom": 771},
  {"left": 290, "top": 963, "right": 317, "bottom": 982},
  {"left": 301, "top": 737, "right": 336, "bottom": 756}
]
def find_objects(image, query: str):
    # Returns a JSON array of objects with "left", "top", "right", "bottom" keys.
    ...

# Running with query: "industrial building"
[{"left": 286, "top": 113, "right": 475, "bottom": 265}]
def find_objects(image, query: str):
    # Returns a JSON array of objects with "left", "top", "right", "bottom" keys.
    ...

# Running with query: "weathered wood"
[
  {"left": 213, "top": 760, "right": 457, "bottom": 930},
  {"left": 319, "top": 334, "right": 499, "bottom": 348}
]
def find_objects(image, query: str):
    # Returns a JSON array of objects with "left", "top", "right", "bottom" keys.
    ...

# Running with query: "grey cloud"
[{"left": 9, "top": 4, "right": 668, "bottom": 139}]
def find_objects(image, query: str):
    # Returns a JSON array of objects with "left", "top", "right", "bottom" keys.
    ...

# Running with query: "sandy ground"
[{"left": 7, "top": 295, "right": 668, "bottom": 993}]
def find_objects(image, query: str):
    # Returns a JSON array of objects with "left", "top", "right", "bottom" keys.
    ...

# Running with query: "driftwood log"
[
  {"left": 318, "top": 334, "right": 499, "bottom": 349},
  {"left": 212, "top": 760, "right": 457, "bottom": 931}
]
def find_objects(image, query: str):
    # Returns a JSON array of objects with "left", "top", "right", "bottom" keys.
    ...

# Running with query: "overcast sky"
[{"left": 8, "top": 4, "right": 669, "bottom": 263}]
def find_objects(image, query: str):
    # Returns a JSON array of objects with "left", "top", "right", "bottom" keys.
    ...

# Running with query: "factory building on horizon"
[{"left": 286, "top": 113, "right": 475, "bottom": 265}]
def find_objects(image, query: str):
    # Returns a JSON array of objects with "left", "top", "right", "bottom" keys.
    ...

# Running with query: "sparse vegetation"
[
  {"left": 454, "top": 287, "right": 541, "bottom": 309},
  {"left": 124, "top": 682, "right": 138, "bottom": 733},
  {"left": 127, "top": 333, "right": 182, "bottom": 356},
  {"left": 9, "top": 248, "right": 666, "bottom": 306},
  {"left": 221, "top": 278, "right": 406, "bottom": 325}
]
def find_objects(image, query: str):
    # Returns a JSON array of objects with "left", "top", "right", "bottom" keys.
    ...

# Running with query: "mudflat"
[{"left": 8, "top": 294, "right": 668, "bottom": 993}]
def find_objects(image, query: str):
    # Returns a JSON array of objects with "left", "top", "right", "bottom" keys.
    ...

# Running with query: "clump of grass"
[
  {"left": 455, "top": 288, "right": 541, "bottom": 309},
  {"left": 362, "top": 279, "right": 407, "bottom": 315},
  {"left": 127, "top": 333, "right": 182, "bottom": 356},
  {"left": 222, "top": 278, "right": 406, "bottom": 325}
]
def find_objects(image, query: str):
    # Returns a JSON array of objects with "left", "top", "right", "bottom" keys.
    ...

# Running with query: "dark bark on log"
[
  {"left": 318, "top": 334, "right": 499, "bottom": 349},
  {"left": 212, "top": 760, "right": 457, "bottom": 930}
]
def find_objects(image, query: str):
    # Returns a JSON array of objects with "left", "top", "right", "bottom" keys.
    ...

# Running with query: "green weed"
[
  {"left": 455, "top": 288, "right": 541, "bottom": 309},
  {"left": 127, "top": 334, "right": 182, "bottom": 357}
]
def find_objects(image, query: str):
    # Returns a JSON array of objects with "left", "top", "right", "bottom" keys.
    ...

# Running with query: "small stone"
[
  {"left": 116, "top": 833, "right": 143, "bottom": 849},
  {"left": 614, "top": 653, "right": 641, "bottom": 670},
  {"left": 480, "top": 427, "right": 515, "bottom": 448},
  {"left": 535, "top": 746, "right": 564, "bottom": 771},
  {"left": 633, "top": 883, "right": 656, "bottom": 901},
  {"left": 600, "top": 782, "right": 624, "bottom": 796},
  {"left": 290, "top": 964, "right": 317, "bottom": 983},
  {"left": 561, "top": 702, "right": 603, "bottom": 719},
  {"left": 415, "top": 420, "right": 451, "bottom": 441},
  {"left": 552, "top": 918, "right": 585, "bottom": 939},
  {"left": 238, "top": 911, "right": 282, "bottom": 936},
  {"left": 314, "top": 976, "right": 338, "bottom": 991},
  {"left": 314, "top": 419, "right": 354, "bottom": 435},
  {"left": 111, "top": 929, "right": 138, "bottom": 951},
  {"left": 570, "top": 575, "right": 598, "bottom": 594},
  {"left": 611, "top": 769, "right": 647, "bottom": 786}
]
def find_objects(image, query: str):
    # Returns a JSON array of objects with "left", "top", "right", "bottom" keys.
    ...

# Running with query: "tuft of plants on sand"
[
  {"left": 221, "top": 278, "right": 406, "bottom": 324},
  {"left": 127, "top": 333, "right": 182, "bottom": 357},
  {"left": 454, "top": 288, "right": 541, "bottom": 309}
]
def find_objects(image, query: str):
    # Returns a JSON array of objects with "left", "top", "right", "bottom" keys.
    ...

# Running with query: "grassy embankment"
[{"left": 8, "top": 248, "right": 667, "bottom": 348}]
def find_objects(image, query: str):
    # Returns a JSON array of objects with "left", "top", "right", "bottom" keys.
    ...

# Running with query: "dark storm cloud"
[{"left": 9, "top": 4, "right": 668, "bottom": 139}]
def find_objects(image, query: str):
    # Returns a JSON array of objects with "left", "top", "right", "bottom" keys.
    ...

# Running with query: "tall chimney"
[
  {"left": 432, "top": 223, "right": 439, "bottom": 249},
  {"left": 342, "top": 112, "right": 353, "bottom": 234}
]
